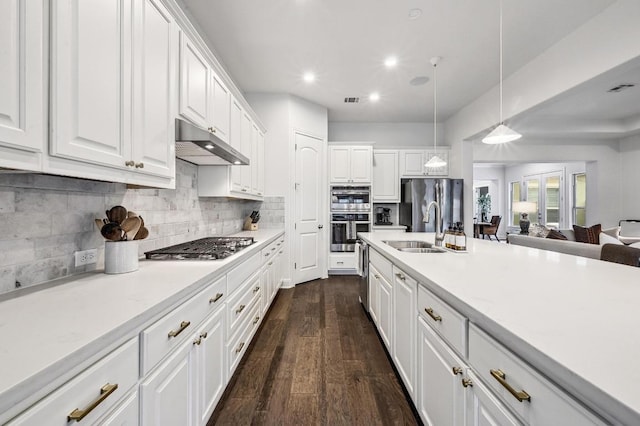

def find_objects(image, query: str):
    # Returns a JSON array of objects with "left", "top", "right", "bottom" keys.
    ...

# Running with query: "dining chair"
[{"left": 480, "top": 215, "right": 502, "bottom": 241}]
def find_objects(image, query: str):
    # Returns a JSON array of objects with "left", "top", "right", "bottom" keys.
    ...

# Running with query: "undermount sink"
[
  {"left": 398, "top": 247, "right": 446, "bottom": 253},
  {"left": 383, "top": 240, "right": 433, "bottom": 249}
]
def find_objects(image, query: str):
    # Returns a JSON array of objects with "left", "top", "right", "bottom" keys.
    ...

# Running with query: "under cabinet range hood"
[{"left": 174, "top": 119, "right": 250, "bottom": 165}]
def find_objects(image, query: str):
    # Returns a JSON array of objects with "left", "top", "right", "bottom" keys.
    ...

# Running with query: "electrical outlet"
[{"left": 75, "top": 249, "right": 98, "bottom": 267}]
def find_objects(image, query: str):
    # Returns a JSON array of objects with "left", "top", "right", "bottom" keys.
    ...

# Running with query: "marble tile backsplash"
[{"left": 0, "top": 160, "right": 284, "bottom": 296}]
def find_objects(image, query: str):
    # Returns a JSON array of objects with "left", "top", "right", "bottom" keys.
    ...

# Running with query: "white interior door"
[
  {"left": 525, "top": 171, "right": 564, "bottom": 228},
  {"left": 294, "top": 132, "right": 325, "bottom": 284}
]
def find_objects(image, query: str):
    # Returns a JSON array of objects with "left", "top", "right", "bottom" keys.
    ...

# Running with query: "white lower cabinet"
[
  {"left": 392, "top": 266, "right": 416, "bottom": 399},
  {"left": 418, "top": 316, "right": 465, "bottom": 426},
  {"left": 195, "top": 308, "right": 226, "bottom": 426},
  {"left": 368, "top": 263, "right": 381, "bottom": 325},
  {"left": 96, "top": 389, "right": 140, "bottom": 425},
  {"left": 464, "top": 370, "right": 522, "bottom": 426},
  {"left": 377, "top": 270, "right": 393, "bottom": 351},
  {"left": 9, "top": 338, "right": 139, "bottom": 425}
]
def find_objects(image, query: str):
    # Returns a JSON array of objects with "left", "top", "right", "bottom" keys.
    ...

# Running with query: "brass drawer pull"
[
  {"left": 253, "top": 315, "right": 260, "bottom": 324},
  {"left": 461, "top": 378, "right": 473, "bottom": 388},
  {"left": 271, "top": 247, "right": 276, "bottom": 251},
  {"left": 268, "top": 262, "right": 273, "bottom": 266},
  {"left": 68, "top": 383, "right": 118, "bottom": 421},
  {"left": 264, "top": 252, "right": 270, "bottom": 257},
  {"left": 425, "top": 308, "right": 442, "bottom": 322},
  {"left": 235, "top": 342, "right": 245, "bottom": 353},
  {"left": 200, "top": 331, "right": 208, "bottom": 339},
  {"left": 253, "top": 286, "right": 260, "bottom": 293},
  {"left": 374, "top": 274, "right": 380, "bottom": 279},
  {"left": 395, "top": 273, "right": 406, "bottom": 281},
  {"left": 452, "top": 366, "right": 463, "bottom": 376},
  {"left": 168, "top": 321, "right": 191, "bottom": 338},
  {"left": 490, "top": 369, "right": 531, "bottom": 402},
  {"left": 209, "top": 293, "right": 223, "bottom": 304},
  {"left": 193, "top": 337, "right": 202, "bottom": 346},
  {"left": 236, "top": 304, "right": 246, "bottom": 314}
]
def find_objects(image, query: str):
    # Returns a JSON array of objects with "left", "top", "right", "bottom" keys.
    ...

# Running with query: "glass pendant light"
[
  {"left": 425, "top": 56, "right": 447, "bottom": 168},
  {"left": 482, "top": 0, "right": 522, "bottom": 144}
]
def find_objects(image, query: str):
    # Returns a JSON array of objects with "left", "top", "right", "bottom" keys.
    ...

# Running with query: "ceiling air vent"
[
  {"left": 344, "top": 97, "right": 360, "bottom": 103},
  {"left": 607, "top": 83, "right": 635, "bottom": 93}
]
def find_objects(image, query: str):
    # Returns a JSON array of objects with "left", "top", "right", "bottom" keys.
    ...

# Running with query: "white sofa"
[{"left": 507, "top": 228, "right": 618, "bottom": 259}]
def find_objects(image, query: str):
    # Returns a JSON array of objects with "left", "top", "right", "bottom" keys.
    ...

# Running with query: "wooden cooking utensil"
[
  {"left": 95, "top": 219, "right": 104, "bottom": 231},
  {"left": 101, "top": 222, "right": 124, "bottom": 241},
  {"left": 127, "top": 211, "right": 139, "bottom": 218},
  {"left": 107, "top": 206, "right": 128, "bottom": 224},
  {"left": 121, "top": 216, "right": 142, "bottom": 241},
  {"left": 133, "top": 226, "right": 149, "bottom": 240}
]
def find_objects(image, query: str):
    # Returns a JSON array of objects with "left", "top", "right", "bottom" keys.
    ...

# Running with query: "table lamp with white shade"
[{"left": 512, "top": 201, "right": 537, "bottom": 234}]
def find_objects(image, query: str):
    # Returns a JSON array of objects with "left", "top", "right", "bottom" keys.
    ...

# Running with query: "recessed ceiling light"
[
  {"left": 369, "top": 92, "right": 380, "bottom": 102},
  {"left": 303, "top": 72, "right": 315, "bottom": 83},
  {"left": 233, "top": 160, "right": 241, "bottom": 165},
  {"left": 408, "top": 8, "right": 422, "bottom": 20},
  {"left": 410, "top": 76, "right": 429, "bottom": 86},
  {"left": 384, "top": 57, "right": 398, "bottom": 68}
]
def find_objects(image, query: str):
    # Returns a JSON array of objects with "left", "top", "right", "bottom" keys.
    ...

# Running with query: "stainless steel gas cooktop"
[{"left": 145, "top": 237, "right": 255, "bottom": 260}]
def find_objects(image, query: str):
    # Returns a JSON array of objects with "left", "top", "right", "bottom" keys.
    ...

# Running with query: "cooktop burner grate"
[{"left": 145, "top": 237, "right": 255, "bottom": 260}]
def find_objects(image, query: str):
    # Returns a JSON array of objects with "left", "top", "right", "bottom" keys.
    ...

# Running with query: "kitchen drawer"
[
  {"left": 227, "top": 300, "right": 261, "bottom": 376},
  {"left": 329, "top": 253, "right": 355, "bottom": 269},
  {"left": 9, "top": 338, "right": 138, "bottom": 425},
  {"left": 226, "top": 270, "right": 261, "bottom": 338},
  {"left": 370, "top": 248, "right": 393, "bottom": 283},
  {"left": 228, "top": 252, "right": 261, "bottom": 295},
  {"left": 261, "top": 240, "right": 279, "bottom": 264},
  {"left": 468, "top": 324, "right": 606, "bottom": 425},
  {"left": 141, "top": 279, "right": 221, "bottom": 375},
  {"left": 417, "top": 284, "right": 467, "bottom": 357}
]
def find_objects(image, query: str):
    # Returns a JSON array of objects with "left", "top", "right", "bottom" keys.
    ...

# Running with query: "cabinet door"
[
  {"left": 97, "top": 389, "right": 139, "bottom": 425},
  {"left": 195, "top": 309, "right": 226, "bottom": 426},
  {"left": 229, "top": 98, "right": 243, "bottom": 192},
  {"left": 378, "top": 273, "right": 392, "bottom": 351},
  {"left": 0, "top": 0, "right": 45, "bottom": 171},
  {"left": 372, "top": 150, "right": 399, "bottom": 202},
  {"left": 250, "top": 124, "right": 259, "bottom": 194},
  {"left": 51, "top": 0, "right": 132, "bottom": 169},
  {"left": 211, "top": 73, "right": 230, "bottom": 143},
  {"left": 240, "top": 112, "right": 252, "bottom": 193},
  {"left": 131, "top": 0, "right": 177, "bottom": 178},
  {"left": 400, "top": 150, "right": 426, "bottom": 176},
  {"left": 392, "top": 267, "right": 416, "bottom": 399},
  {"left": 464, "top": 370, "right": 521, "bottom": 426},
  {"left": 257, "top": 131, "right": 265, "bottom": 196},
  {"left": 260, "top": 262, "right": 271, "bottom": 316},
  {"left": 350, "top": 146, "right": 372, "bottom": 183},
  {"left": 179, "top": 34, "right": 211, "bottom": 129},
  {"left": 417, "top": 317, "right": 465, "bottom": 426},
  {"left": 140, "top": 338, "right": 194, "bottom": 426},
  {"left": 329, "top": 146, "right": 350, "bottom": 183},
  {"left": 368, "top": 263, "right": 380, "bottom": 325}
]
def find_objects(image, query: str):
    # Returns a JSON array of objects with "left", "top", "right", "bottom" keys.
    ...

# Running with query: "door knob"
[{"left": 318, "top": 224, "right": 323, "bottom": 229}]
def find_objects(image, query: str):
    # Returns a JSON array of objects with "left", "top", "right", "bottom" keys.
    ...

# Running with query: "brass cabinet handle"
[
  {"left": 490, "top": 369, "right": 531, "bottom": 402},
  {"left": 235, "top": 342, "right": 245, "bottom": 353},
  {"left": 124, "top": 160, "right": 135, "bottom": 167},
  {"left": 264, "top": 252, "right": 270, "bottom": 257},
  {"left": 68, "top": 383, "right": 118, "bottom": 421},
  {"left": 200, "top": 331, "right": 208, "bottom": 339},
  {"left": 271, "top": 247, "right": 276, "bottom": 251},
  {"left": 253, "top": 315, "right": 260, "bottom": 324},
  {"left": 253, "top": 286, "right": 260, "bottom": 293},
  {"left": 277, "top": 243, "right": 281, "bottom": 246},
  {"left": 395, "top": 273, "right": 406, "bottom": 281},
  {"left": 236, "top": 304, "right": 246, "bottom": 314},
  {"left": 452, "top": 366, "right": 463, "bottom": 376},
  {"left": 209, "top": 293, "right": 223, "bottom": 304},
  {"left": 134, "top": 162, "right": 144, "bottom": 169},
  {"left": 461, "top": 378, "right": 473, "bottom": 388},
  {"left": 168, "top": 321, "right": 191, "bottom": 338},
  {"left": 374, "top": 274, "right": 380, "bottom": 279},
  {"left": 279, "top": 251, "right": 283, "bottom": 254},
  {"left": 208, "top": 127, "right": 216, "bottom": 133},
  {"left": 241, "top": 188, "right": 247, "bottom": 192},
  {"left": 268, "top": 262, "right": 273, "bottom": 266},
  {"left": 425, "top": 308, "right": 442, "bottom": 322},
  {"left": 193, "top": 337, "right": 202, "bottom": 345}
]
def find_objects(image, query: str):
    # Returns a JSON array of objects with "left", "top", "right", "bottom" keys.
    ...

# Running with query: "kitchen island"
[
  {"left": 359, "top": 231, "right": 640, "bottom": 425},
  {"left": 0, "top": 229, "right": 284, "bottom": 424}
]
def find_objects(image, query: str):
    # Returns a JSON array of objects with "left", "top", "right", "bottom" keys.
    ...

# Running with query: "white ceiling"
[{"left": 179, "top": 0, "right": 615, "bottom": 123}]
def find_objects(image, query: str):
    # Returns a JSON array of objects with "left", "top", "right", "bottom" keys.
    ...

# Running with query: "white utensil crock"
[{"left": 105, "top": 241, "right": 139, "bottom": 274}]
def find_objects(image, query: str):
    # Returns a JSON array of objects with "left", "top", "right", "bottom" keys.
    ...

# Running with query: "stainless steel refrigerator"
[{"left": 399, "top": 178, "right": 464, "bottom": 232}]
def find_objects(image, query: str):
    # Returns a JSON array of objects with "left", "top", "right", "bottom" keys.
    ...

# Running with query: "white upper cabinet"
[
  {"left": 372, "top": 150, "right": 399, "bottom": 202},
  {"left": 329, "top": 145, "right": 372, "bottom": 183},
  {"left": 400, "top": 149, "right": 449, "bottom": 177},
  {"left": 240, "top": 112, "right": 253, "bottom": 193},
  {"left": 211, "top": 73, "right": 230, "bottom": 143},
  {"left": 0, "top": 0, "right": 46, "bottom": 172},
  {"left": 251, "top": 123, "right": 259, "bottom": 194},
  {"left": 49, "top": 0, "right": 177, "bottom": 186},
  {"left": 229, "top": 98, "right": 243, "bottom": 192},
  {"left": 179, "top": 33, "right": 211, "bottom": 129},
  {"left": 131, "top": 0, "right": 178, "bottom": 179},
  {"left": 50, "top": 0, "right": 132, "bottom": 169},
  {"left": 257, "top": 131, "right": 265, "bottom": 196}
]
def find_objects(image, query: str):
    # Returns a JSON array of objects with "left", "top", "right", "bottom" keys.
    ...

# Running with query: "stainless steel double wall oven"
[{"left": 330, "top": 186, "right": 371, "bottom": 252}]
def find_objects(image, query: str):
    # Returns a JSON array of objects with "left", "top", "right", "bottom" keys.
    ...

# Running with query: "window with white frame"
[
  {"left": 573, "top": 173, "right": 586, "bottom": 226},
  {"left": 509, "top": 181, "right": 521, "bottom": 226}
]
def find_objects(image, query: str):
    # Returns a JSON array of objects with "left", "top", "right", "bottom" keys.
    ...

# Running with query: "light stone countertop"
[
  {"left": 359, "top": 231, "right": 640, "bottom": 425},
  {"left": 0, "top": 229, "right": 284, "bottom": 422}
]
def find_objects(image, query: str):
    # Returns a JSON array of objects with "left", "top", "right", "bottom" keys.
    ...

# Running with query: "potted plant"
[{"left": 477, "top": 194, "right": 491, "bottom": 222}]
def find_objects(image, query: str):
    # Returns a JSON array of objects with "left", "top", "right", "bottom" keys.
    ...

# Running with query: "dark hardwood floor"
[{"left": 208, "top": 275, "right": 419, "bottom": 425}]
